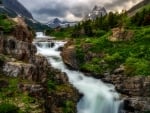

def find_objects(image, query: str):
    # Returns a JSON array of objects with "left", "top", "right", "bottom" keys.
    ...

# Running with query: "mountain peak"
[
  {"left": 92, "top": 5, "right": 104, "bottom": 11},
  {"left": 47, "top": 18, "right": 76, "bottom": 28},
  {"left": 53, "top": 18, "right": 61, "bottom": 24},
  {"left": 85, "top": 5, "right": 107, "bottom": 20}
]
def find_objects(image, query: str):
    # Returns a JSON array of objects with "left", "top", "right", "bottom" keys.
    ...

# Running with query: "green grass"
[
  {"left": 75, "top": 26, "right": 150, "bottom": 76},
  {"left": 63, "top": 100, "right": 75, "bottom": 113},
  {"left": 46, "top": 27, "right": 74, "bottom": 40},
  {"left": 0, "top": 14, "right": 15, "bottom": 34},
  {"left": 0, "top": 103, "right": 19, "bottom": 113},
  {"left": 0, "top": 74, "right": 43, "bottom": 113}
]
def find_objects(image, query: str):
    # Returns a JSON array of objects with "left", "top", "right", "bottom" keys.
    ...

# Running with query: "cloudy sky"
[{"left": 18, "top": 0, "right": 142, "bottom": 23}]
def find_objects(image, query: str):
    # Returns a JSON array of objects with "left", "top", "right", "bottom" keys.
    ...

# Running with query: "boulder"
[
  {"left": 61, "top": 40, "right": 79, "bottom": 70},
  {"left": 108, "top": 27, "right": 133, "bottom": 42}
]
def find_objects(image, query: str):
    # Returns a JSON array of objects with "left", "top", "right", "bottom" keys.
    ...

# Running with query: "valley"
[{"left": 0, "top": 0, "right": 150, "bottom": 113}]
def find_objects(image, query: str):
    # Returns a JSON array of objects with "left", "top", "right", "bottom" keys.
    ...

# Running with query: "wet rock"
[
  {"left": 61, "top": 41, "right": 79, "bottom": 70},
  {"left": 123, "top": 97, "right": 150, "bottom": 113}
]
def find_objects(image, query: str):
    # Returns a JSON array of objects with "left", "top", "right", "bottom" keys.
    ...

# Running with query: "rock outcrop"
[
  {"left": 0, "top": 36, "right": 36, "bottom": 61},
  {"left": 108, "top": 27, "right": 133, "bottom": 42},
  {"left": 61, "top": 40, "right": 79, "bottom": 70},
  {"left": 0, "top": 19, "right": 79, "bottom": 113},
  {"left": 12, "top": 17, "right": 34, "bottom": 43}
]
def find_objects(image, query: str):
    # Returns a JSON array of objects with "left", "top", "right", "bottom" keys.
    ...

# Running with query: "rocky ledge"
[{"left": 0, "top": 17, "right": 79, "bottom": 113}]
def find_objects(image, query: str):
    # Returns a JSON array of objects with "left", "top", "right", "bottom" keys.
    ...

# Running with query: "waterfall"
[{"left": 33, "top": 35, "right": 121, "bottom": 113}]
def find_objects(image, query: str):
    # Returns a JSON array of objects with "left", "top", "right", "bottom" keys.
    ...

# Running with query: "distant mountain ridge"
[
  {"left": 47, "top": 18, "right": 77, "bottom": 28},
  {"left": 128, "top": 0, "right": 150, "bottom": 16},
  {"left": 2, "top": 0, "right": 33, "bottom": 19}
]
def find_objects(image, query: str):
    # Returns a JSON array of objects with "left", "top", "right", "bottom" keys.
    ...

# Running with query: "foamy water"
[{"left": 33, "top": 34, "right": 121, "bottom": 113}]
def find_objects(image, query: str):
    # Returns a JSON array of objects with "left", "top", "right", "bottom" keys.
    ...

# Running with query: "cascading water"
[{"left": 33, "top": 34, "right": 121, "bottom": 113}]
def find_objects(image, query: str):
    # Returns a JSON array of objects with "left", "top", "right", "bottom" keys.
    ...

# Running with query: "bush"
[
  {"left": 47, "top": 80, "right": 56, "bottom": 91},
  {"left": 81, "top": 62, "right": 102, "bottom": 74},
  {"left": 63, "top": 100, "right": 74, "bottom": 113},
  {"left": 76, "top": 47, "right": 85, "bottom": 65},
  {"left": 0, "top": 14, "right": 7, "bottom": 20},
  {"left": 125, "top": 57, "right": 150, "bottom": 76},
  {"left": 0, "top": 14, "right": 15, "bottom": 33},
  {"left": 94, "top": 30, "right": 106, "bottom": 37},
  {"left": 104, "top": 53, "right": 123, "bottom": 65},
  {"left": 0, "top": 103, "right": 19, "bottom": 113}
]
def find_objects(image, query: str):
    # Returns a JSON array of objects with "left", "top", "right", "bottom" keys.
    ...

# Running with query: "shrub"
[
  {"left": 81, "top": 62, "right": 102, "bottom": 74},
  {"left": 125, "top": 57, "right": 150, "bottom": 76},
  {"left": 63, "top": 100, "right": 74, "bottom": 113},
  {"left": 47, "top": 80, "right": 56, "bottom": 91},
  {"left": 0, "top": 14, "right": 15, "bottom": 33},
  {"left": 0, "top": 103, "right": 19, "bottom": 113},
  {"left": 104, "top": 53, "right": 123, "bottom": 65},
  {"left": 94, "top": 30, "right": 106, "bottom": 37},
  {"left": 76, "top": 47, "right": 85, "bottom": 65}
]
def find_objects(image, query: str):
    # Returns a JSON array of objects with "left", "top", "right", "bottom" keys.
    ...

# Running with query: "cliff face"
[{"left": 0, "top": 18, "right": 79, "bottom": 113}]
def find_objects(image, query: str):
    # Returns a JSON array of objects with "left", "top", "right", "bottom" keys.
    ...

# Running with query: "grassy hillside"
[
  {"left": 0, "top": 72, "right": 44, "bottom": 113},
  {"left": 47, "top": 4, "right": 150, "bottom": 76},
  {"left": 75, "top": 26, "right": 150, "bottom": 76},
  {"left": 128, "top": 0, "right": 150, "bottom": 16}
]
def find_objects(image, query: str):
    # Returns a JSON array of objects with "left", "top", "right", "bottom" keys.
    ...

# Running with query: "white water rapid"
[{"left": 34, "top": 34, "right": 121, "bottom": 113}]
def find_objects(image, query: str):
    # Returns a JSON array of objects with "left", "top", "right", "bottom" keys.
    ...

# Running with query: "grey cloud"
[
  {"left": 69, "top": 5, "right": 91, "bottom": 17},
  {"left": 18, "top": 0, "right": 142, "bottom": 22},
  {"left": 33, "top": 6, "right": 69, "bottom": 17}
]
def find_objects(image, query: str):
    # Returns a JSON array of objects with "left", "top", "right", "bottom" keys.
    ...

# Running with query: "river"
[{"left": 33, "top": 33, "right": 121, "bottom": 113}]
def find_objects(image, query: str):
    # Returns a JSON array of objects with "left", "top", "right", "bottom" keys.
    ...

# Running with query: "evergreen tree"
[{"left": 143, "top": 14, "right": 150, "bottom": 25}]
